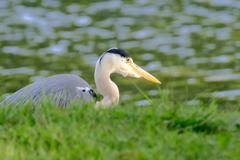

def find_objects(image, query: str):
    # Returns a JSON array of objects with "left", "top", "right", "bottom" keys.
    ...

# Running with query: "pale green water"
[{"left": 0, "top": 0, "right": 240, "bottom": 107}]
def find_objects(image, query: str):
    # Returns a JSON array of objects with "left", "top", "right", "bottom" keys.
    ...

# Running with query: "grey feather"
[{"left": 0, "top": 74, "right": 97, "bottom": 107}]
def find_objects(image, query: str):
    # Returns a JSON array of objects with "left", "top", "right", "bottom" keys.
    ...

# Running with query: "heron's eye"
[{"left": 126, "top": 58, "right": 131, "bottom": 63}]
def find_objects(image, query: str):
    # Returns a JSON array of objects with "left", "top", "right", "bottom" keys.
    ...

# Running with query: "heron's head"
[{"left": 97, "top": 48, "right": 161, "bottom": 84}]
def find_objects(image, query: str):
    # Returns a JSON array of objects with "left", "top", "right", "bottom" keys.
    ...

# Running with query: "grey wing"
[
  {"left": 0, "top": 74, "right": 97, "bottom": 107},
  {"left": 52, "top": 86, "right": 97, "bottom": 107}
]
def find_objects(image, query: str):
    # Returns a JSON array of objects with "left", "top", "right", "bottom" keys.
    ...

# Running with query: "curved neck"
[{"left": 94, "top": 61, "right": 119, "bottom": 108}]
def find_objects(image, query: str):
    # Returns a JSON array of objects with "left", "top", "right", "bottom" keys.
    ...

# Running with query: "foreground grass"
[{"left": 0, "top": 97, "right": 240, "bottom": 160}]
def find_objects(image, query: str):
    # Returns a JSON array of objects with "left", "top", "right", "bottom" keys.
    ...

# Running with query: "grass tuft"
[{"left": 1, "top": 91, "right": 240, "bottom": 159}]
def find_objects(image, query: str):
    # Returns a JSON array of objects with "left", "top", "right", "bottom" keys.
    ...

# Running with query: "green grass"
[{"left": 0, "top": 94, "right": 240, "bottom": 160}]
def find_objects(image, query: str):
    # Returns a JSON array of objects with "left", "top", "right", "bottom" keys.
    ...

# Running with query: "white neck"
[{"left": 94, "top": 58, "right": 119, "bottom": 108}]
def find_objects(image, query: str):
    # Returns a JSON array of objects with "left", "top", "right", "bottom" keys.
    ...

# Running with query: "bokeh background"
[{"left": 0, "top": 0, "right": 240, "bottom": 108}]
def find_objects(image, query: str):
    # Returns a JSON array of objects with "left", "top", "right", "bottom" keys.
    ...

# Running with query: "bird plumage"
[{"left": 1, "top": 74, "right": 96, "bottom": 107}]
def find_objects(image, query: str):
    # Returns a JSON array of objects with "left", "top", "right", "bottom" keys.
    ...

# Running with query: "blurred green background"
[{"left": 0, "top": 0, "right": 240, "bottom": 107}]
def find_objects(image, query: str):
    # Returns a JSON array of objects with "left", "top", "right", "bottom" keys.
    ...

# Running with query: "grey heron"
[{"left": 0, "top": 48, "right": 161, "bottom": 108}]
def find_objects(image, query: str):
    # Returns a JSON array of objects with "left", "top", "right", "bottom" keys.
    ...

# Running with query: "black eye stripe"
[
  {"left": 99, "top": 48, "right": 131, "bottom": 64},
  {"left": 106, "top": 48, "right": 131, "bottom": 58}
]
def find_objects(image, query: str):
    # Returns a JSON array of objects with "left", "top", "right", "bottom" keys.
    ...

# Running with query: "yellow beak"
[{"left": 131, "top": 63, "right": 161, "bottom": 84}]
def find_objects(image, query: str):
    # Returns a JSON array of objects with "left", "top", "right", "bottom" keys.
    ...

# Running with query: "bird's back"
[{"left": 1, "top": 74, "right": 97, "bottom": 107}]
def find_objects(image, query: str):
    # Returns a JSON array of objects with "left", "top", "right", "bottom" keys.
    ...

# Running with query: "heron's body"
[
  {"left": 1, "top": 48, "right": 161, "bottom": 108},
  {"left": 1, "top": 74, "right": 96, "bottom": 107}
]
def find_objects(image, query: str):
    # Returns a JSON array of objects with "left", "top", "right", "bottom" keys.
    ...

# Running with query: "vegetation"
[{"left": 0, "top": 90, "right": 240, "bottom": 160}]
